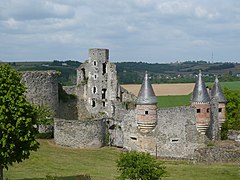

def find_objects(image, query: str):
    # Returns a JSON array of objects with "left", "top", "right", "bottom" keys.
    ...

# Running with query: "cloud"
[{"left": 0, "top": 0, "right": 240, "bottom": 62}]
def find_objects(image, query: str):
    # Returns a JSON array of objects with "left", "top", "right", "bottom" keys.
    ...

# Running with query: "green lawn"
[
  {"left": 207, "top": 81, "right": 240, "bottom": 90},
  {"left": 4, "top": 140, "right": 239, "bottom": 180},
  {"left": 157, "top": 94, "right": 191, "bottom": 108}
]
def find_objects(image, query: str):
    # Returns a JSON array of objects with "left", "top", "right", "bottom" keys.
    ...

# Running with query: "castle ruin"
[{"left": 22, "top": 48, "right": 229, "bottom": 159}]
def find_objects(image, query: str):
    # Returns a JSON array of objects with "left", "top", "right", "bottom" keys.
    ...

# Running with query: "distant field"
[
  {"left": 121, "top": 83, "right": 195, "bottom": 96},
  {"left": 122, "top": 82, "right": 240, "bottom": 108},
  {"left": 211, "top": 81, "right": 240, "bottom": 90},
  {"left": 157, "top": 94, "right": 191, "bottom": 108},
  {"left": 4, "top": 140, "right": 239, "bottom": 180},
  {"left": 122, "top": 81, "right": 240, "bottom": 97}
]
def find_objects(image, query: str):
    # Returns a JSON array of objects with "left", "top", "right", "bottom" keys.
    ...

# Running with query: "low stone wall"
[
  {"left": 194, "top": 141, "right": 240, "bottom": 163},
  {"left": 54, "top": 118, "right": 106, "bottom": 148},
  {"left": 228, "top": 130, "right": 240, "bottom": 142}
]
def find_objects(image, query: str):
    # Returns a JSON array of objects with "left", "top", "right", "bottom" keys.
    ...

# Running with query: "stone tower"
[
  {"left": 210, "top": 76, "right": 227, "bottom": 128},
  {"left": 191, "top": 71, "right": 211, "bottom": 134},
  {"left": 77, "top": 48, "right": 118, "bottom": 117},
  {"left": 136, "top": 71, "right": 157, "bottom": 133}
]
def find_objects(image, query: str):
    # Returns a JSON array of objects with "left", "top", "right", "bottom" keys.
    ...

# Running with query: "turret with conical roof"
[
  {"left": 191, "top": 71, "right": 211, "bottom": 134},
  {"left": 136, "top": 71, "right": 157, "bottom": 133},
  {"left": 137, "top": 71, "right": 157, "bottom": 105},
  {"left": 211, "top": 76, "right": 227, "bottom": 103},
  {"left": 191, "top": 70, "right": 210, "bottom": 104},
  {"left": 211, "top": 76, "right": 227, "bottom": 128}
]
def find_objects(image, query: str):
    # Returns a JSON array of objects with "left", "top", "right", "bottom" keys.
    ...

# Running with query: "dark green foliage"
[
  {"left": 116, "top": 151, "right": 166, "bottom": 180},
  {"left": 35, "top": 104, "right": 54, "bottom": 127},
  {"left": 221, "top": 87, "right": 240, "bottom": 139},
  {"left": 0, "top": 64, "right": 39, "bottom": 170},
  {"left": 35, "top": 132, "right": 53, "bottom": 139}
]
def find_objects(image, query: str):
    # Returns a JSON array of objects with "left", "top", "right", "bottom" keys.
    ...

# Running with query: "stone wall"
[
  {"left": 122, "top": 107, "right": 206, "bottom": 159},
  {"left": 228, "top": 130, "right": 240, "bottom": 142},
  {"left": 194, "top": 141, "right": 240, "bottom": 163},
  {"left": 54, "top": 118, "right": 107, "bottom": 148},
  {"left": 21, "top": 71, "right": 59, "bottom": 114},
  {"left": 120, "top": 86, "right": 137, "bottom": 102}
]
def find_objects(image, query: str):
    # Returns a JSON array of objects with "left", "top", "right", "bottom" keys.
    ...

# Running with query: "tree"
[
  {"left": 221, "top": 87, "right": 240, "bottom": 139},
  {"left": 116, "top": 151, "right": 166, "bottom": 180},
  {"left": 0, "top": 64, "right": 39, "bottom": 180}
]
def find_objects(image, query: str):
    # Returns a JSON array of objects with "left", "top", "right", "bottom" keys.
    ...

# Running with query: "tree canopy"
[
  {"left": 221, "top": 87, "right": 240, "bottom": 139},
  {"left": 0, "top": 64, "right": 39, "bottom": 179}
]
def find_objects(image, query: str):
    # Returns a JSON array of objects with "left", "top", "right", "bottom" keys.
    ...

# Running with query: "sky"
[{"left": 0, "top": 0, "right": 240, "bottom": 63}]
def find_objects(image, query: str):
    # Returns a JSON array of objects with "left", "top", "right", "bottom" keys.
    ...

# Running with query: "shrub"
[{"left": 116, "top": 151, "right": 166, "bottom": 180}]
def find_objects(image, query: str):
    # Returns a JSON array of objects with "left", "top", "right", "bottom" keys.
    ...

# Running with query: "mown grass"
[
  {"left": 157, "top": 94, "right": 191, "bottom": 108},
  {"left": 4, "top": 140, "right": 239, "bottom": 180}
]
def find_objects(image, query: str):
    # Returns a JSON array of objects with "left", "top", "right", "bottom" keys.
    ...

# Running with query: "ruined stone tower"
[
  {"left": 191, "top": 71, "right": 211, "bottom": 134},
  {"left": 76, "top": 48, "right": 118, "bottom": 117},
  {"left": 136, "top": 71, "right": 157, "bottom": 133},
  {"left": 210, "top": 76, "right": 227, "bottom": 128}
]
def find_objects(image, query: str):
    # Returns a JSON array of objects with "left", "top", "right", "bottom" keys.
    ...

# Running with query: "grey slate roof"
[
  {"left": 191, "top": 71, "right": 210, "bottom": 103},
  {"left": 211, "top": 76, "right": 227, "bottom": 103},
  {"left": 136, "top": 71, "right": 157, "bottom": 105}
]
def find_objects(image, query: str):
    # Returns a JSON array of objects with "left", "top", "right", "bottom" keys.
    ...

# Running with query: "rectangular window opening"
[
  {"left": 219, "top": 108, "right": 222, "bottom": 112},
  {"left": 197, "top": 109, "right": 201, "bottom": 113},
  {"left": 130, "top": 137, "right": 137, "bottom": 140},
  {"left": 145, "top": 111, "right": 148, "bottom": 115}
]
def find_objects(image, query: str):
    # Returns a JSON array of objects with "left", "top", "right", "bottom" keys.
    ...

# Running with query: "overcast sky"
[{"left": 0, "top": 0, "right": 240, "bottom": 63}]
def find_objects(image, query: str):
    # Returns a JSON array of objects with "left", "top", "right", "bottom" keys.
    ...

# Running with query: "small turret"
[
  {"left": 191, "top": 71, "right": 210, "bottom": 134},
  {"left": 211, "top": 76, "right": 227, "bottom": 103},
  {"left": 136, "top": 72, "right": 157, "bottom": 133},
  {"left": 191, "top": 71, "right": 210, "bottom": 103},
  {"left": 211, "top": 76, "right": 227, "bottom": 128}
]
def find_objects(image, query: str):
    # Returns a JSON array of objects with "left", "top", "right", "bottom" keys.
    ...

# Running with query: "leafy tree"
[
  {"left": 0, "top": 64, "right": 39, "bottom": 179},
  {"left": 221, "top": 87, "right": 240, "bottom": 139},
  {"left": 116, "top": 151, "right": 166, "bottom": 180}
]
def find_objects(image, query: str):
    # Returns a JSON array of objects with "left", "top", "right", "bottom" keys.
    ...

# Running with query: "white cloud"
[{"left": 0, "top": 0, "right": 240, "bottom": 62}]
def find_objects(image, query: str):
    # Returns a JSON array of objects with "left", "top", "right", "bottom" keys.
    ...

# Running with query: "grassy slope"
[{"left": 4, "top": 140, "right": 239, "bottom": 180}]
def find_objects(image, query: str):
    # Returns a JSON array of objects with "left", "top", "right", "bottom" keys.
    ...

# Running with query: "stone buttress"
[
  {"left": 191, "top": 71, "right": 210, "bottom": 134},
  {"left": 136, "top": 71, "right": 157, "bottom": 133}
]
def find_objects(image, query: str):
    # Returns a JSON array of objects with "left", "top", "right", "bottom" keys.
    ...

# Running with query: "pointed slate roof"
[
  {"left": 211, "top": 76, "right": 227, "bottom": 103},
  {"left": 136, "top": 71, "right": 157, "bottom": 105},
  {"left": 191, "top": 71, "right": 210, "bottom": 103}
]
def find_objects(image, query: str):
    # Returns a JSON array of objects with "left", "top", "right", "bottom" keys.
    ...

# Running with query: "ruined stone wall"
[
  {"left": 76, "top": 48, "right": 120, "bottom": 118},
  {"left": 120, "top": 86, "right": 137, "bottom": 102},
  {"left": 63, "top": 86, "right": 76, "bottom": 95},
  {"left": 194, "top": 141, "right": 240, "bottom": 163},
  {"left": 122, "top": 107, "right": 206, "bottom": 159},
  {"left": 21, "top": 71, "right": 59, "bottom": 114},
  {"left": 54, "top": 118, "right": 107, "bottom": 148}
]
